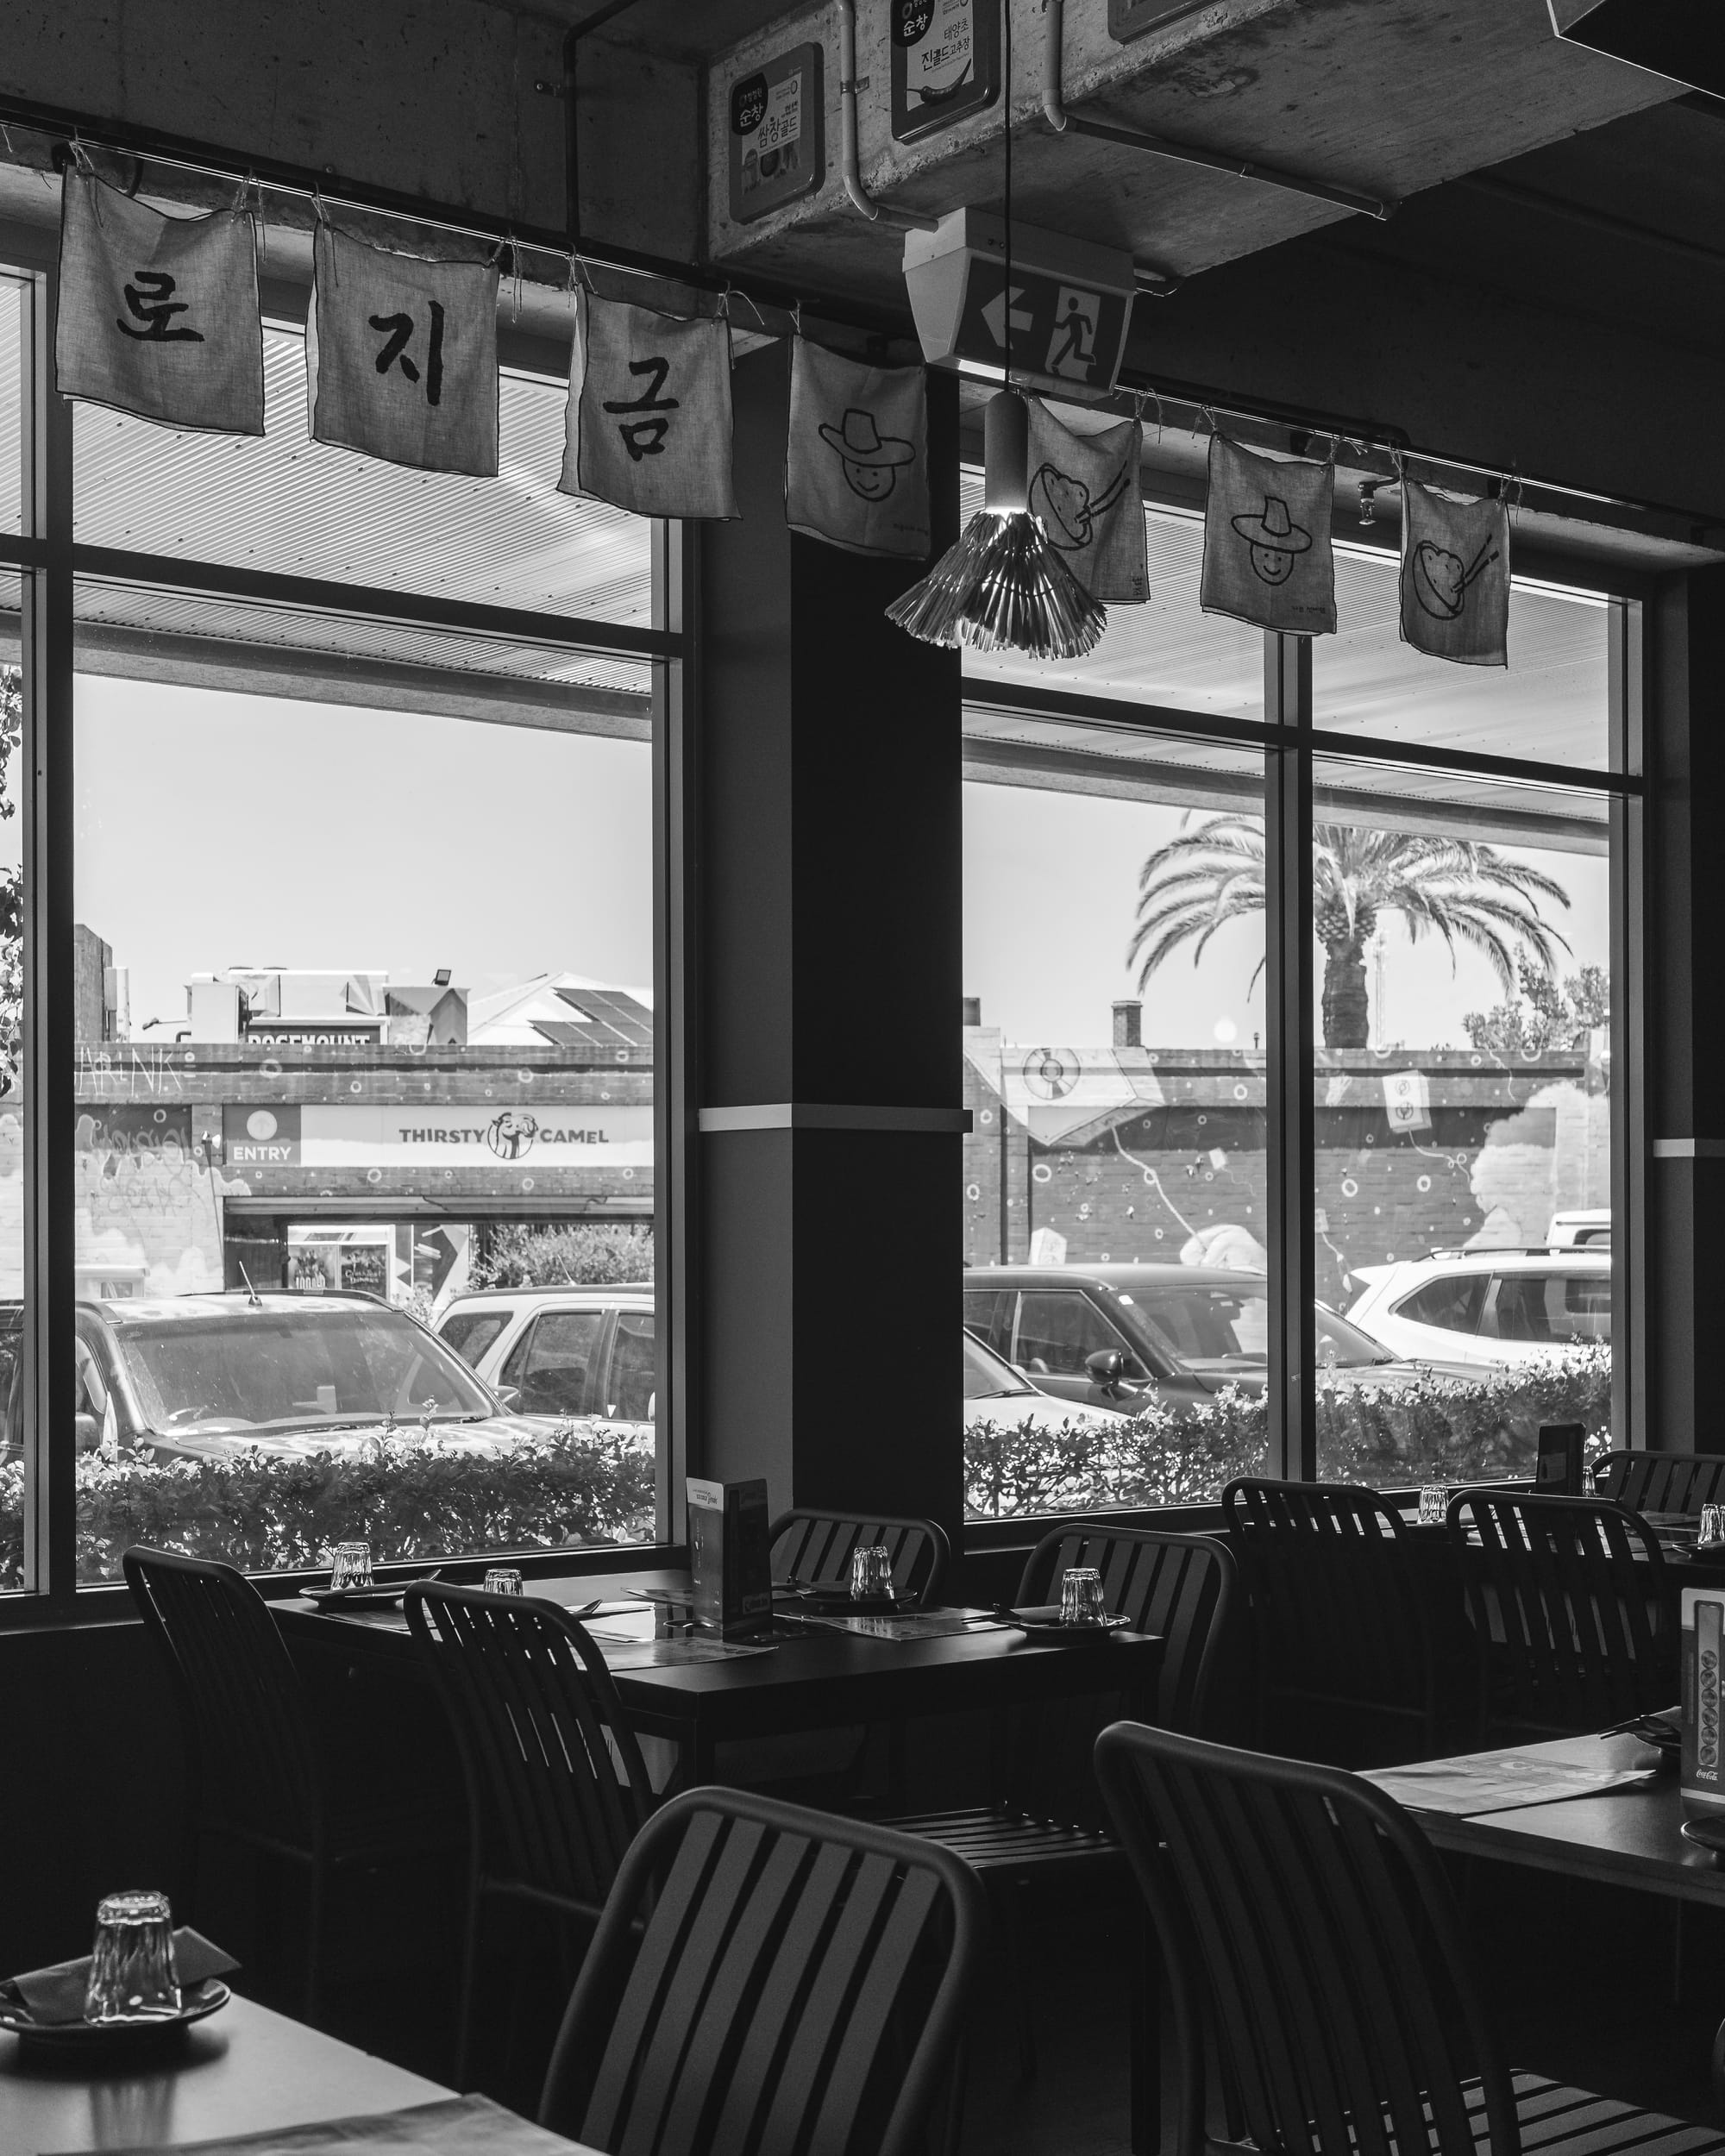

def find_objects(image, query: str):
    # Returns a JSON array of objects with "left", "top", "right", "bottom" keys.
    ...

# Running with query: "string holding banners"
[
  {"left": 307, "top": 222, "right": 499, "bottom": 477},
  {"left": 55, "top": 167, "right": 263, "bottom": 436},
  {"left": 561, "top": 290, "right": 737, "bottom": 521},
  {"left": 1025, "top": 396, "right": 1145, "bottom": 603},
  {"left": 1399, "top": 477, "right": 1510, "bottom": 667},
  {"left": 1200, "top": 435, "right": 1336, "bottom": 636},
  {"left": 786, "top": 335, "right": 929, "bottom": 559}
]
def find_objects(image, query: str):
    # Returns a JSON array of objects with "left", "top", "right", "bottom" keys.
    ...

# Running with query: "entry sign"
[
  {"left": 955, "top": 261, "right": 1130, "bottom": 392},
  {"left": 728, "top": 41, "right": 825, "bottom": 224},
  {"left": 892, "top": 0, "right": 1000, "bottom": 144}
]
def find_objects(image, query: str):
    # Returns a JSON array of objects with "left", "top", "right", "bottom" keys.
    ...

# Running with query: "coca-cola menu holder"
[
  {"left": 686, "top": 1476, "right": 772, "bottom": 1638},
  {"left": 1683, "top": 1587, "right": 1725, "bottom": 1805}
]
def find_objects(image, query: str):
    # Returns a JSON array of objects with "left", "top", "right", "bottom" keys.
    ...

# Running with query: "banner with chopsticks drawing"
[
  {"left": 1399, "top": 479, "right": 1510, "bottom": 667},
  {"left": 786, "top": 335, "right": 929, "bottom": 557},
  {"left": 1025, "top": 398, "right": 1145, "bottom": 603},
  {"left": 307, "top": 222, "right": 499, "bottom": 476},
  {"left": 56, "top": 167, "right": 264, "bottom": 436},
  {"left": 562, "top": 290, "right": 737, "bottom": 520},
  {"left": 1201, "top": 435, "right": 1336, "bottom": 636}
]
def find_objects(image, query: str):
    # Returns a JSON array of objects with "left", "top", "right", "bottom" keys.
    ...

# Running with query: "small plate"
[
  {"left": 1681, "top": 1814, "right": 1725, "bottom": 1856},
  {"left": 303, "top": 1568, "right": 442, "bottom": 1609},
  {"left": 0, "top": 1979, "right": 230, "bottom": 2048},
  {"left": 787, "top": 1585, "right": 905, "bottom": 1616},
  {"left": 1005, "top": 1606, "right": 1132, "bottom": 1640}
]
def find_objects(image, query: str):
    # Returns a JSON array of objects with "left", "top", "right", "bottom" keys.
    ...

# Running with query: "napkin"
[
  {"left": 54, "top": 2093, "right": 584, "bottom": 2153},
  {"left": 6, "top": 1925, "right": 239, "bottom": 2025}
]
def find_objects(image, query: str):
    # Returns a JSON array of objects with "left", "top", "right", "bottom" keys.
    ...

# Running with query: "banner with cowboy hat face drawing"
[
  {"left": 1399, "top": 479, "right": 1509, "bottom": 667},
  {"left": 1025, "top": 397, "right": 1145, "bottom": 603},
  {"left": 1200, "top": 435, "right": 1336, "bottom": 636},
  {"left": 786, "top": 335, "right": 928, "bottom": 558},
  {"left": 562, "top": 290, "right": 737, "bottom": 521},
  {"left": 56, "top": 168, "right": 264, "bottom": 436},
  {"left": 308, "top": 222, "right": 499, "bottom": 476}
]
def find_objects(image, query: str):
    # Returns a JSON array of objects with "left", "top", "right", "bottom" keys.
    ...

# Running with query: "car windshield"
[
  {"left": 1120, "top": 1285, "right": 1394, "bottom": 1372},
  {"left": 963, "top": 1328, "right": 1037, "bottom": 1400},
  {"left": 108, "top": 1302, "right": 499, "bottom": 1436}
]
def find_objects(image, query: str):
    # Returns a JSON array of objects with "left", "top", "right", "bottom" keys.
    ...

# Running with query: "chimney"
[
  {"left": 1113, "top": 1000, "right": 1142, "bottom": 1049},
  {"left": 961, "top": 995, "right": 982, "bottom": 1027}
]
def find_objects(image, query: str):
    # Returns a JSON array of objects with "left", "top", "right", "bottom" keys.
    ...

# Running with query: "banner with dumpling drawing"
[
  {"left": 56, "top": 168, "right": 263, "bottom": 436},
  {"left": 307, "top": 222, "right": 499, "bottom": 476},
  {"left": 562, "top": 290, "right": 737, "bottom": 520},
  {"left": 786, "top": 335, "right": 928, "bottom": 558},
  {"left": 1200, "top": 435, "right": 1336, "bottom": 636},
  {"left": 1399, "top": 479, "right": 1510, "bottom": 667},
  {"left": 1025, "top": 398, "right": 1145, "bottom": 603}
]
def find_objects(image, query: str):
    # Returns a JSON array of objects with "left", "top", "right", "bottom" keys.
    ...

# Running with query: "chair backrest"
[
  {"left": 1447, "top": 1489, "right": 1672, "bottom": 1739},
  {"left": 539, "top": 1785, "right": 986, "bottom": 2156},
  {"left": 1095, "top": 1720, "right": 1521, "bottom": 2156},
  {"left": 122, "top": 1545, "right": 321, "bottom": 1852},
  {"left": 1596, "top": 1450, "right": 1725, "bottom": 1515},
  {"left": 405, "top": 1583, "right": 654, "bottom": 1915},
  {"left": 1221, "top": 1479, "right": 1433, "bottom": 1739},
  {"left": 770, "top": 1510, "right": 950, "bottom": 1611}
]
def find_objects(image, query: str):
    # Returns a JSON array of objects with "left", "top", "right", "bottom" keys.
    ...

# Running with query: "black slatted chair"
[
  {"left": 405, "top": 1581, "right": 657, "bottom": 2089},
  {"left": 771, "top": 1509, "right": 950, "bottom": 1610},
  {"left": 887, "top": 1526, "right": 1234, "bottom": 2075},
  {"left": 123, "top": 1545, "right": 461, "bottom": 2023},
  {"left": 1223, "top": 1477, "right": 1439, "bottom": 1764},
  {"left": 537, "top": 1785, "right": 986, "bottom": 2156},
  {"left": 1596, "top": 1449, "right": 1725, "bottom": 1515},
  {"left": 1095, "top": 1719, "right": 1725, "bottom": 2156},
  {"left": 1447, "top": 1489, "right": 1674, "bottom": 1741}
]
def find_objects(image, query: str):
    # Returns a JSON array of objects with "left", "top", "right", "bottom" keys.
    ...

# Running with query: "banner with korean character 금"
[
  {"left": 56, "top": 168, "right": 264, "bottom": 436},
  {"left": 307, "top": 223, "right": 499, "bottom": 476},
  {"left": 562, "top": 290, "right": 737, "bottom": 520}
]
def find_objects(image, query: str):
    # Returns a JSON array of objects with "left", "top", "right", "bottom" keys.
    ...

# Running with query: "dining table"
[
  {"left": 0, "top": 1990, "right": 595, "bottom": 2153},
  {"left": 273, "top": 1564, "right": 1168, "bottom": 1785}
]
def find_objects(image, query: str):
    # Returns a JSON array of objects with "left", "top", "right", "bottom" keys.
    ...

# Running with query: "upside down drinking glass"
[
  {"left": 850, "top": 1545, "right": 894, "bottom": 1601},
  {"left": 1059, "top": 1567, "right": 1107, "bottom": 1626},
  {"left": 84, "top": 1891, "right": 180, "bottom": 2022}
]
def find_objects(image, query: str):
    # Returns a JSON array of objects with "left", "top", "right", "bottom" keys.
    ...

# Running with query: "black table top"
[{"left": 275, "top": 1567, "right": 1167, "bottom": 1745}]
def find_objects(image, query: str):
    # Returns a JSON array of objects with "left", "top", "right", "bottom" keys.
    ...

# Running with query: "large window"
[
  {"left": 963, "top": 491, "right": 1634, "bottom": 1521},
  {"left": 2, "top": 274, "right": 677, "bottom": 1598}
]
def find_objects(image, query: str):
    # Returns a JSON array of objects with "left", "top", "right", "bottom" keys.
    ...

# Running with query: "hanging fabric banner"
[
  {"left": 55, "top": 169, "right": 263, "bottom": 436},
  {"left": 561, "top": 290, "right": 737, "bottom": 520},
  {"left": 307, "top": 223, "right": 499, "bottom": 476},
  {"left": 1200, "top": 435, "right": 1336, "bottom": 636},
  {"left": 1399, "top": 479, "right": 1510, "bottom": 667},
  {"left": 1025, "top": 398, "right": 1145, "bottom": 603},
  {"left": 785, "top": 336, "right": 928, "bottom": 559}
]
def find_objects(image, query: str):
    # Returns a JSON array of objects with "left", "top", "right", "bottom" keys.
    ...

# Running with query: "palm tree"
[{"left": 1129, "top": 815, "right": 1571, "bottom": 1049}]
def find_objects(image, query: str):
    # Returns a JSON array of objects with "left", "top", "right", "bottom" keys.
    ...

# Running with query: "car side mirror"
[
  {"left": 494, "top": 1384, "right": 523, "bottom": 1413},
  {"left": 74, "top": 1411, "right": 102, "bottom": 1451},
  {"left": 1085, "top": 1348, "right": 1125, "bottom": 1384}
]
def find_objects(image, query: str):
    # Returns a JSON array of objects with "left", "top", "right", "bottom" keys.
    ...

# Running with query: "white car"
[
  {"left": 1344, "top": 1248, "right": 1611, "bottom": 1371},
  {"left": 436, "top": 1285, "right": 656, "bottom": 1427},
  {"left": 963, "top": 1326, "right": 1120, "bottom": 1432}
]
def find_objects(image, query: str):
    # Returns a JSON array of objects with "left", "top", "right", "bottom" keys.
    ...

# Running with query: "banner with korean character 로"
[
  {"left": 1382, "top": 1070, "right": 1432, "bottom": 1135},
  {"left": 1400, "top": 479, "right": 1510, "bottom": 667},
  {"left": 307, "top": 223, "right": 499, "bottom": 476},
  {"left": 1200, "top": 435, "right": 1336, "bottom": 636},
  {"left": 786, "top": 335, "right": 928, "bottom": 558},
  {"left": 562, "top": 291, "right": 737, "bottom": 521},
  {"left": 1026, "top": 396, "right": 1145, "bottom": 602},
  {"left": 56, "top": 169, "right": 263, "bottom": 436}
]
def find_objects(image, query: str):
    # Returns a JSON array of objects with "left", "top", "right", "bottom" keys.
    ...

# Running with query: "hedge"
[
  {"left": 964, "top": 1346, "right": 1614, "bottom": 1519},
  {"left": 0, "top": 1421, "right": 656, "bottom": 1589}
]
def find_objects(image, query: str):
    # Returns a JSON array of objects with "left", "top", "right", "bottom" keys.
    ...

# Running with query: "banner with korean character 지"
[
  {"left": 307, "top": 222, "right": 499, "bottom": 476},
  {"left": 56, "top": 168, "right": 264, "bottom": 436},
  {"left": 562, "top": 290, "right": 737, "bottom": 520}
]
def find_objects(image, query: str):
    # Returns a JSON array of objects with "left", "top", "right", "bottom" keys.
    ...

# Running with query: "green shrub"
[
  {"left": 472, "top": 1222, "right": 654, "bottom": 1290},
  {"left": 964, "top": 1346, "right": 1614, "bottom": 1518},
  {"left": 0, "top": 1424, "right": 656, "bottom": 1590}
]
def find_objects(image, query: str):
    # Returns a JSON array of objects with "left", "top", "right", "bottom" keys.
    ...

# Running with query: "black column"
[{"left": 694, "top": 342, "right": 964, "bottom": 1544}]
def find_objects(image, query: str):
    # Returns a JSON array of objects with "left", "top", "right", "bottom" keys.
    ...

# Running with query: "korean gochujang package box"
[
  {"left": 1682, "top": 1588, "right": 1725, "bottom": 1804},
  {"left": 687, "top": 1476, "right": 772, "bottom": 1638}
]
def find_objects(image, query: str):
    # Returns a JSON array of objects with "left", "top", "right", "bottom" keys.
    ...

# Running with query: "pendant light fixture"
[{"left": 886, "top": 2, "right": 1107, "bottom": 662}]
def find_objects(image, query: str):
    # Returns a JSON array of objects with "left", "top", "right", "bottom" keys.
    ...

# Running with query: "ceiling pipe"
[
  {"left": 1041, "top": 0, "right": 1396, "bottom": 223},
  {"left": 837, "top": 0, "right": 941, "bottom": 232}
]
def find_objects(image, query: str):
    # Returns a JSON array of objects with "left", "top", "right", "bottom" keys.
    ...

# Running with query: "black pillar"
[{"left": 693, "top": 342, "right": 964, "bottom": 1545}]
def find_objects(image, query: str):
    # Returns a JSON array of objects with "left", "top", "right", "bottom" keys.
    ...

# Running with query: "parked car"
[
  {"left": 963, "top": 1263, "right": 1477, "bottom": 1415},
  {"left": 34, "top": 1291, "right": 543, "bottom": 1465},
  {"left": 963, "top": 1326, "right": 1119, "bottom": 1433},
  {"left": 1344, "top": 1246, "right": 1611, "bottom": 1369},
  {"left": 435, "top": 1284, "right": 655, "bottom": 1426}
]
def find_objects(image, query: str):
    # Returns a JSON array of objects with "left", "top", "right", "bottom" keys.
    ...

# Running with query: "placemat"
[
  {"left": 1364, "top": 1754, "right": 1659, "bottom": 1817},
  {"left": 42, "top": 2093, "right": 586, "bottom": 2155}
]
